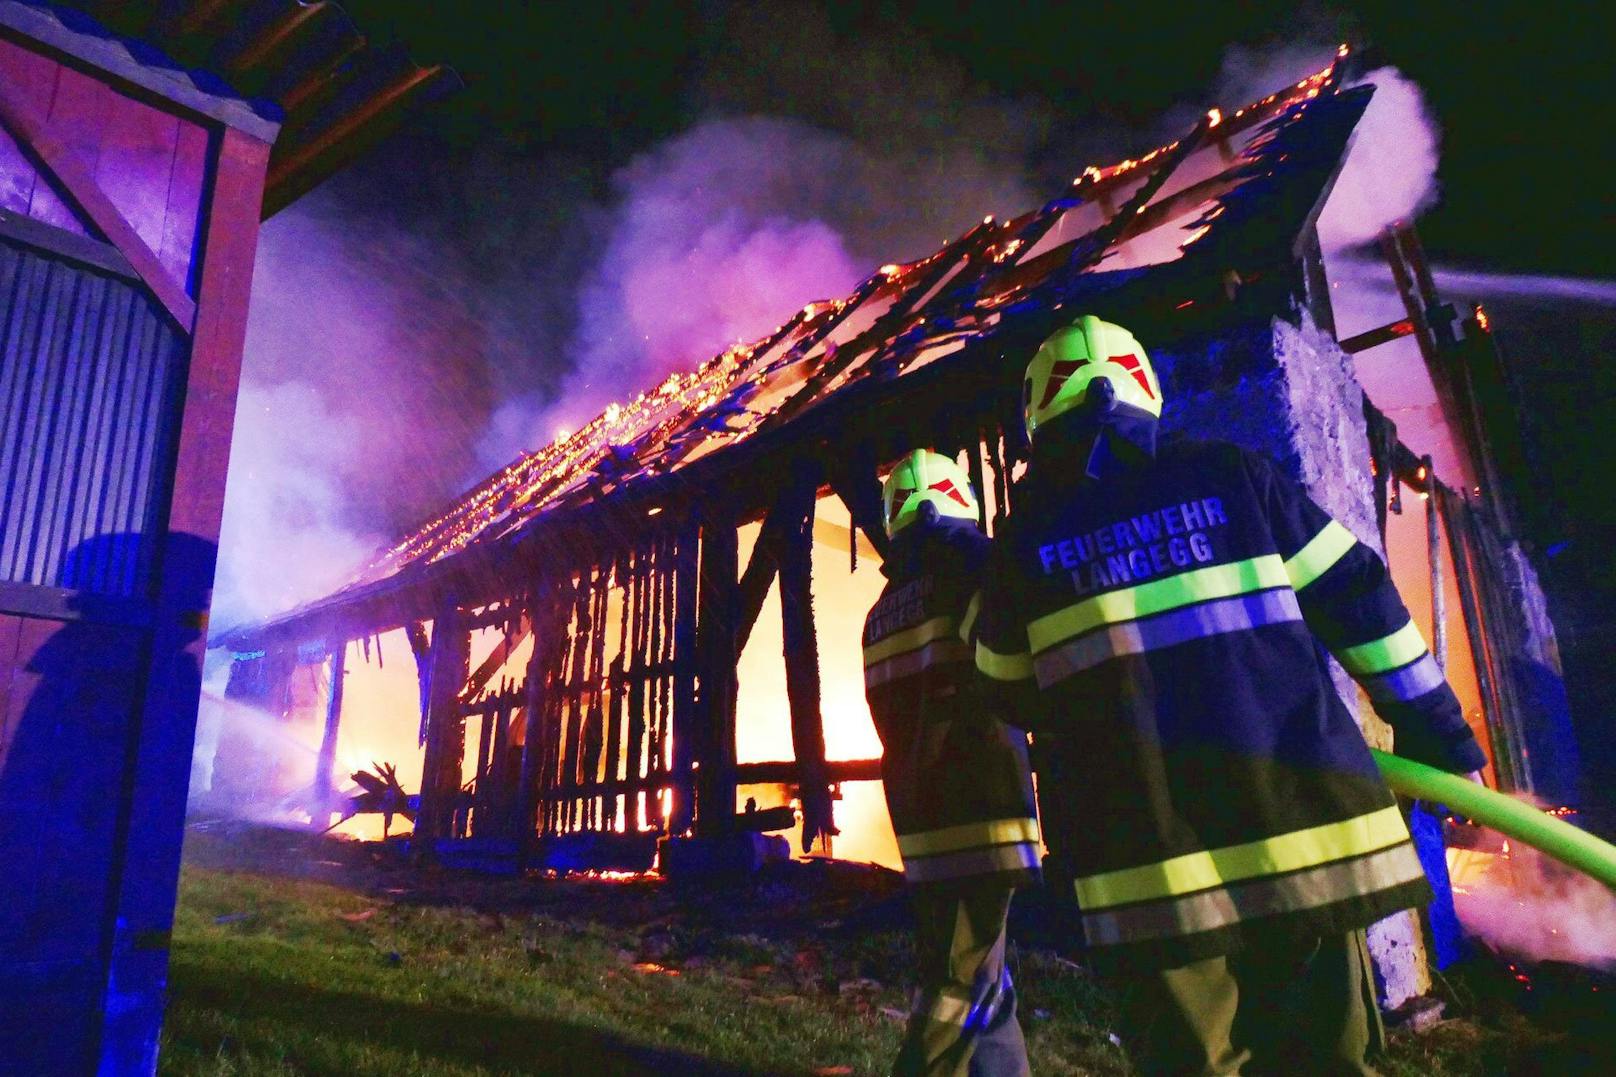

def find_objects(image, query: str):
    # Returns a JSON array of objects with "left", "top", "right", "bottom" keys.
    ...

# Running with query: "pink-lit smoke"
[
  {"left": 1451, "top": 831, "right": 1616, "bottom": 970},
  {"left": 482, "top": 113, "right": 1035, "bottom": 460}
]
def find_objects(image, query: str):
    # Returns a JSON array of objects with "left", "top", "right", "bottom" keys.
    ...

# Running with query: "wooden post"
[
  {"left": 516, "top": 579, "right": 562, "bottom": 854},
  {"left": 603, "top": 552, "right": 629, "bottom": 831},
  {"left": 415, "top": 597, "right": 470, "bottom": 853},
  {"left": 1437, "top": 489, "right": 1515, "bottom": 790},
  {"left": 97, "top": 124, "right": 271, "bottom": 1073},
  {"left": 779, "top": 469, "right": 833, "bottom": 853},
  {"left": 669, "top": 524, "right": 700, "bottom": 834},
  {"left": 311, "top": 640, "right": 345, "bottom": 827},
  {"left": 1422, "top": 457, "right": 1447, "bottom": 671},
  {"left": 559, "top": 573, "right": 591, "bottom": 831},
  {"left": 693, "top": 510, "right": 739, "bottom": 837}
]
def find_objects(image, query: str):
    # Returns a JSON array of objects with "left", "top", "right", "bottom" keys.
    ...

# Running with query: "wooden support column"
[
  {"left": 516, "top": 579, "right": 563, "bottom": 854},
  {"left": 96, "top": 124, "right": 271, "bottom": 1073},
  {"left": 311, "top": 640, "right": 346, "bottom": 826},
  {"left": 1422, "top": 457, "right": 1447, "bottom": 670},
  {"left": 693, "top": 510, "right": 739, "bottom": 837},
  {"left": 779, "top": 467, "right": 834, "bottom": 853},
  {"left": 414, "top": 598, "right": 470, "bottom": 853},
  {"left": 668, "top": 523, "right": 701, "bottom": 834}
]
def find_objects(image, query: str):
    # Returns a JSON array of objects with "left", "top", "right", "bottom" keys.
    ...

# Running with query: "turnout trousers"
[
  {"left": 893, "top": 883, "right": 1030, "bottom": 1077},
  {"left": 1111, "top": 929, "right": 1385, "bottom": 1076}
]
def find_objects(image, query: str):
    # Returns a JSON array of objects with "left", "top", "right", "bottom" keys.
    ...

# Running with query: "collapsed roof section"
[{"left": 230, "top": 52, "right": 1372, "bottom": 648}]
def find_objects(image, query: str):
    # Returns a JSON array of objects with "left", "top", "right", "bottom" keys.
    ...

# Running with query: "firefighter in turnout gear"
[
  {"left": 863, "top": 449, "right": 1040, "bottom": 1077},
  {"left": 975, "top": 316, "right": 1487, "bottom": 1075}
]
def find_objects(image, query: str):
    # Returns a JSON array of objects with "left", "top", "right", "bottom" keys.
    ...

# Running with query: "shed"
[{"left": 0, "top": 1, "right": 451, "bottom": 1070}]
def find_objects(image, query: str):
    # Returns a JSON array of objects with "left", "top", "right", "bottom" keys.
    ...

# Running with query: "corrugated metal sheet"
[{"left": 0, "top": 237, "right": 186, "bottom": 597}]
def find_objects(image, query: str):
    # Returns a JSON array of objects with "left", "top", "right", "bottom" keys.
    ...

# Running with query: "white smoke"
[
  {"left": 1451, "top": 837, "right": 1616, "bottom": 969},
  {"left": 1318, "top": 66, "right": 1442, "bottom": 252},
  {"left": 214, "top": 379, "right": 381, "bottom": 631},
  {"left": 214, "top": 196, "right": 475, "bottom": 633}
]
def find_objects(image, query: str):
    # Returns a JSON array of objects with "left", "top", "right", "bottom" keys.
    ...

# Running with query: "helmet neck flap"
[{"left": 1031, "top": 374, "right": 1160, "bottom": 488}]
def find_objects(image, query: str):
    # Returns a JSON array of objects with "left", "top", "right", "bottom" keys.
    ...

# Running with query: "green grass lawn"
[
  {"left": 162, "top": 866, "right": 1125, "bottom": 1076},
  {"left": 163, "top": 859, "right": 1593, "bottom": 1075}
]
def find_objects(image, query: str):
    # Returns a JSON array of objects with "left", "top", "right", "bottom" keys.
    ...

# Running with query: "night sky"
[{"left": 339, "top": 1, "right": 1610, "bottom": 276}]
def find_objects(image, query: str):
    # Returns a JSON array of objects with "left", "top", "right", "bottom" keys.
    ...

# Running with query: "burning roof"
[{"left": 228, "top": 54, "right": 1369, "bottom": 649}]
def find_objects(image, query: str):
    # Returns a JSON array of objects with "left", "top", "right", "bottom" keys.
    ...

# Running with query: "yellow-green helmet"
[
  {"left": 1023, "top": 315, "right": 1161, "bottom": 440},
  {"left": 881, "top": 449, "right": 979, "bottom": 538}
]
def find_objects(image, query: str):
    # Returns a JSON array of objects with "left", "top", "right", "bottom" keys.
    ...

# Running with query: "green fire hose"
[{"left": 1371, "top": 749, "right": 1616, "bottom": 890}]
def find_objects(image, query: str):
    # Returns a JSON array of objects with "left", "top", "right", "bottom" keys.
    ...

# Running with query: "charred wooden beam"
[
  {"left": 735, "top": 758, "right": 883, "bottom": 784},
  {"left": 669, "top": 525, "right": 700, "bottom": 833},
  {"left": 516, "top": 579, "right": 567, "bottom": 853},
  {"left": 829, "top": 458, "right": 893, "bottom": 565},
  {"left": 310, "top": 640, "right": 346, "bottom": 825},
  {"left": 779, "top": 466, "right": 833, "bottom": 853},
  {"left": 1339, "top": 319, "right": 1416, "bottom": 355},
  {"left": 734, "top": 495, "right": 793, "bottom": 655},
  {"left": 693, "top": 508, "right": 739, "bottom": 837},
  {"left": 406, "top": 620, "right": 431, "bottom": 746},
  {"left": 414, "top": 597, "right": 470, "bottom": 853},
  {"left": 1422, "top": 456, "right": 1447, "bottom": 671}
]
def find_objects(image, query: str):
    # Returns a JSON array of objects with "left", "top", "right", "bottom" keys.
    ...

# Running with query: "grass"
[
  {"left": 163, "top": 848, "right": 1609, "bottom": 1075},
  {"left": 162, "top": 866, "right": 1124, "bottom": 1076}
]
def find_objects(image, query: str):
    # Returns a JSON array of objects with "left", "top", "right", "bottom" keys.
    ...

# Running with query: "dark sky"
[{"left": 339, "top": 0, "right": 1609, "bottom": 278}]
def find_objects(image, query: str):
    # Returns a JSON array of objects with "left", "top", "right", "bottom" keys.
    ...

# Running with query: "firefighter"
[
  {"left": 973, "top": 316, "right": 1487, "bottom": 1075},
  {"left": 862, "top": 449, "right": 1041, "bottom": 1077}
]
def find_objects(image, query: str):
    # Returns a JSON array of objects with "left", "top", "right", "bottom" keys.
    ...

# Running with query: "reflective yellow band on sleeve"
[
  {"left": 863, "top": 615, "right": 957, "bottom": 666},
  {"left": 1073, "top": 804, "right": 1411, "bottom": 910},
  {"left": 1336, "top": 620, "right": 1429, "bottom": 676},
  {"left": 975, "top": 640, "right": 1034, "bottom": 682},
  {"left": 897, "top": 817, "right": 1040, "bottom": 859},
  {"left": 958, "top": 592, "right": 981, "bottom": 643},
  {"left": 1284, "top": 520, "right": 1359, "bottom": 591},
  {"left": 916, "top": 989, "right": 975, "bottom": 1028},
  {"left": 1027, "top": 555, "right": 1289, "bottom": 654}
]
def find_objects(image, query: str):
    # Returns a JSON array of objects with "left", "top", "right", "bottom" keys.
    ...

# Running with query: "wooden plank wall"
[{"left": 0, "top": 38, "right": 206, "bottom": 288}]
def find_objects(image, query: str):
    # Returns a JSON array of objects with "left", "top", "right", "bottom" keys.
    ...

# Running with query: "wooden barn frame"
[{"left": 224, "top": 52, "right": 1563, "bottom": 893}]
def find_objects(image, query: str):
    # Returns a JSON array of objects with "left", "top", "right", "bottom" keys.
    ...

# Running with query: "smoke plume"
[
  {"left": 1317, "top": 66, "right": 1441, "bottom": 252},
  {"left": 1451, "top": 837, "right": 1616, "bottom": 969}
]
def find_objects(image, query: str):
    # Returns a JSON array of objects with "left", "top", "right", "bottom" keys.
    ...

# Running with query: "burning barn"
[{"left": 218, "top": 51, "right": 1570, "bottom": 1006}]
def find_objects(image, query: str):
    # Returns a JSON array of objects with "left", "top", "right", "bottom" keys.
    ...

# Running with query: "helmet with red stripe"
[
  {"left": 1023, "top": 315, "right": 1161, "bottom": 441},
  {"left": 881, "top": 449, "right": 980, "bottom": 539}
]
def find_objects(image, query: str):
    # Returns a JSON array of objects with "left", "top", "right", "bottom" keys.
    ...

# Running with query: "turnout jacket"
[
  {"left": 863, "top": 524, "right": 1041, "bottom": 890},
  {"left": 975, "top": 438, "right": 1486, "bottom": 971}
]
